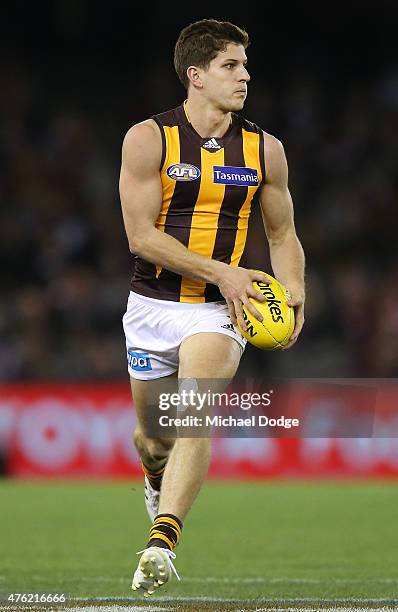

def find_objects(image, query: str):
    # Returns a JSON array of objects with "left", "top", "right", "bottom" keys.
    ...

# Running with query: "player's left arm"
[{"left": 258, "top": 133, "right": 306, "bottom": 349}]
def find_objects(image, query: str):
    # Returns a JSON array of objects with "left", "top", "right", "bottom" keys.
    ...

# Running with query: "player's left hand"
[{"left": 282, "top": 288, "right": 305, "bottom": 350}]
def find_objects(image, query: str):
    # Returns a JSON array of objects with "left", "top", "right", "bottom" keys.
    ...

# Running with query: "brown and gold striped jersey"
[{"left": 131, "top": 103, "right": 265, "bottom": 303}]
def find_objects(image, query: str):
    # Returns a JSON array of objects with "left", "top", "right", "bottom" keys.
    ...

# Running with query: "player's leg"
[
  {"left": 130, "top": 375, "right": 182, "bottom": 596},
  {"left": 133, "top": 333, "right": 241, "bottom": 596},
  {"left": 130, "top": 374, "right": 177, "bottom": 521},
  {"left": 132, "top": 375, "right": 176, "bottom": 473},
  {"left": 157, "top": 333, "right": 241, "bottom": 520}
]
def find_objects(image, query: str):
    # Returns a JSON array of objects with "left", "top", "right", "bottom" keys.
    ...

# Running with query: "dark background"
[{"left": 1, "top": 1, "right": 397, "bottom": 380}]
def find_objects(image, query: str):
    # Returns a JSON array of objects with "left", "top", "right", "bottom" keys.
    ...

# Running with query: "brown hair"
[{"left": 174, "top": 19, "right": 249, "bottom": 89}]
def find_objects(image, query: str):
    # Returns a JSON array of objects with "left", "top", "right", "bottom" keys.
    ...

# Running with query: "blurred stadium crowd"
[{"left": 0, "top": 54, "right": 397, "bottom": 381}]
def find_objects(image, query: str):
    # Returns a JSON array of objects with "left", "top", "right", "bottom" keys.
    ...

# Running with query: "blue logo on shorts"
[
  {"left": 213, "top": 166, "right": 259, "bottom": 186},
  {"left": 128, "top": 351, "right": 153, "bottom": 371}
]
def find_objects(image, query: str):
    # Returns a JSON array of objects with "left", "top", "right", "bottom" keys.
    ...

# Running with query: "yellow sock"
[
  {"left": 147, "top": 513, "right": 183, "bottom": 551},
  {"left": 141, "top": 460, "right": 166, "bottom": 491}
]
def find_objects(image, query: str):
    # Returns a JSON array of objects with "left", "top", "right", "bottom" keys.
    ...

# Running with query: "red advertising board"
[{"left": 1, "top": 383, "right": 398, "bottom": 478}]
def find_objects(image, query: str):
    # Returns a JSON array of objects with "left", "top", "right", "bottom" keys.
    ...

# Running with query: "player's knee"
[
  {"left": 145, "top": 436, "right": 174, "bottom": 460},
  {"left": 133, "top": 427, "right": 174, "bottom": 459},
  {"left": 133, "top": 427, "right": 142, "bottom": 450}
]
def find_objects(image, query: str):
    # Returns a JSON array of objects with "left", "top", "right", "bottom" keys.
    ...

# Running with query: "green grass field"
[{"left": 1, "top": 480, "right": 398, "bottom": 611}]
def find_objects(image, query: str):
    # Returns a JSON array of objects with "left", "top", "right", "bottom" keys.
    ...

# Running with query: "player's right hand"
[{"left": 217, "top": 266, "right": 271, "bottom": 332}]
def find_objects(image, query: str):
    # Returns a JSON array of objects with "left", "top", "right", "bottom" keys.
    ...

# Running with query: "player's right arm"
[{"left": 119, "top": 120, "right": 267, "bottom": 330}]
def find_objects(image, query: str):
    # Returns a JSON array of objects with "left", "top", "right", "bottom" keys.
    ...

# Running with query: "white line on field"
[
  {"left": 66, "top": 602, "right": 398, "bottom": 612},
  {"left": 62, "top": 608, "right": 398, "bottom": 612},
  {"left": 76, "top": 595, "right": 398, "bottom": 603},
  {"left": 185, "top": 576, "right": 398, "bottom": 584},
  {"left": 17, "top": 574, "right": 398, "bottom": 585}
]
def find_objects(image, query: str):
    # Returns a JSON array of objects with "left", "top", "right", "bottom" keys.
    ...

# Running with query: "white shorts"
[{"left": 122, "top": 291, "right": 246, "bottom": 380}]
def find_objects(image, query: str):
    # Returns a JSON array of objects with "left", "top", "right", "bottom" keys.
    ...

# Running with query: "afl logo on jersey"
[{"left": 166, "top": 163, "right": 201, "bottom": 181}]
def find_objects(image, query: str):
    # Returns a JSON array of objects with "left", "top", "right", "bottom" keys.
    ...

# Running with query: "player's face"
[{"left": 201, "top": 43, "right": 250, "bottom": 112}]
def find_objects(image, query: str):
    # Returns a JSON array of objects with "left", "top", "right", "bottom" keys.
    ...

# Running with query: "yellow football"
[{"left": 238, "top": 273, "right": 295, "bottom": 350}]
